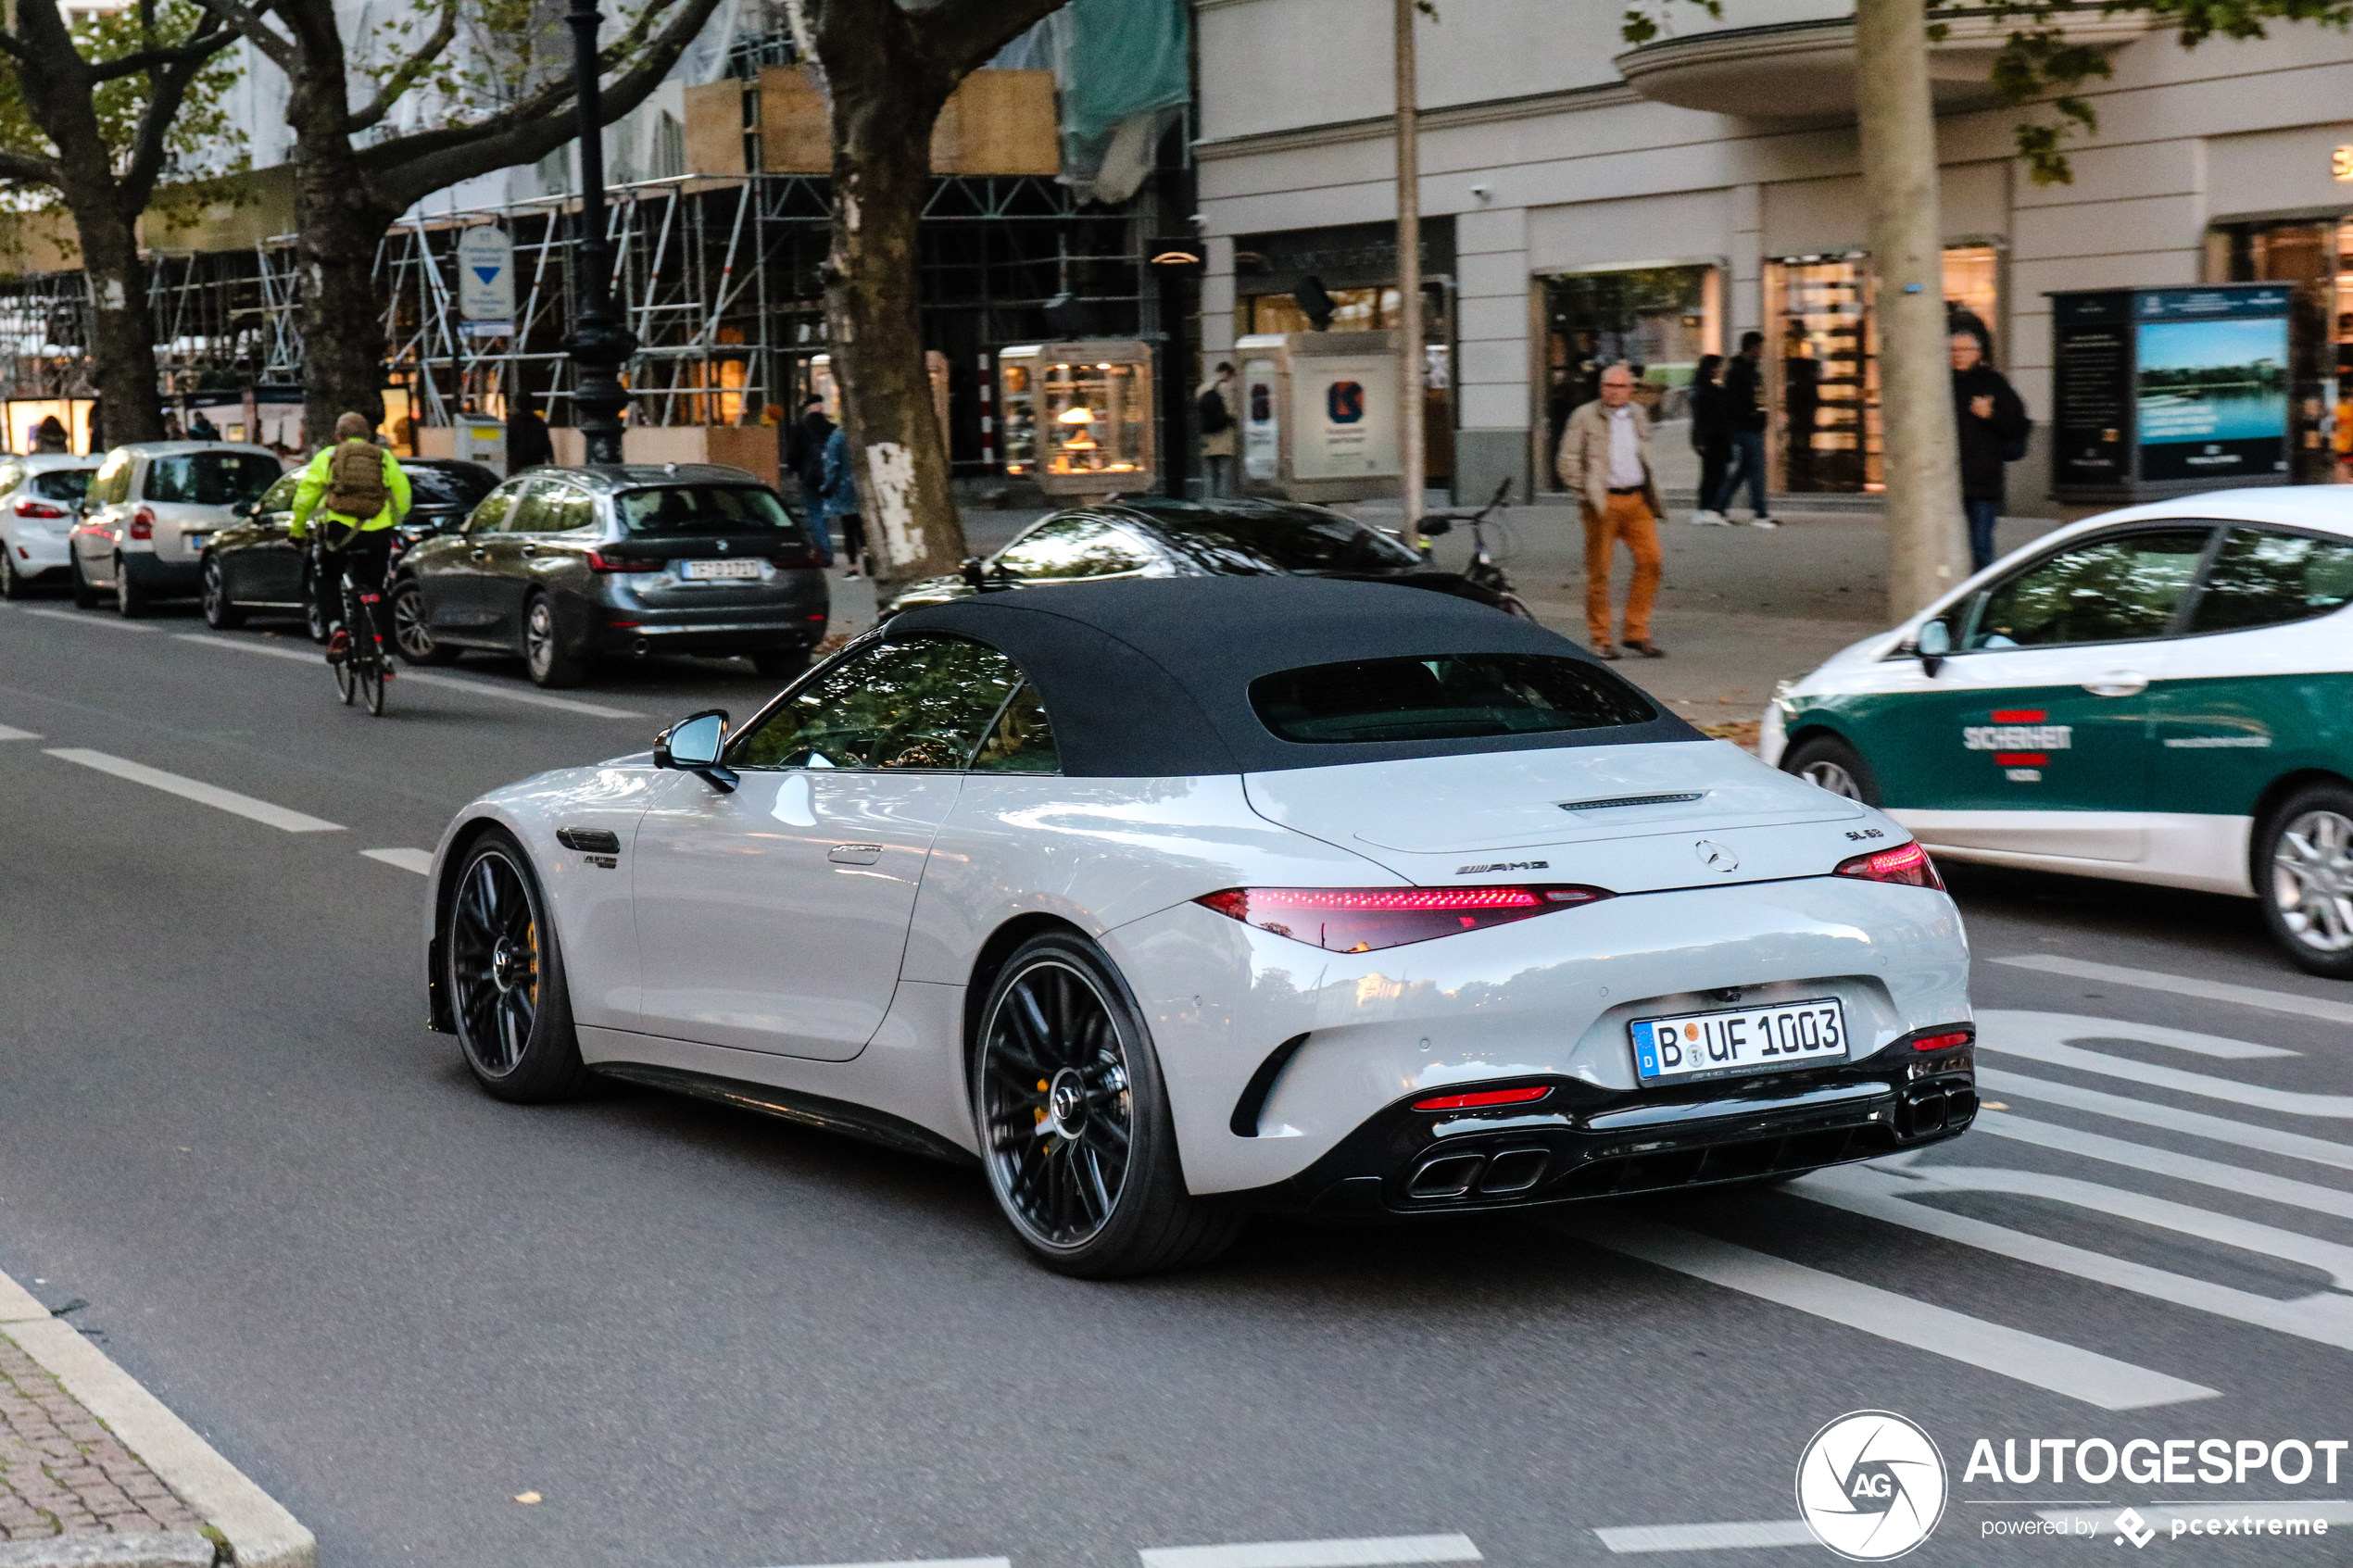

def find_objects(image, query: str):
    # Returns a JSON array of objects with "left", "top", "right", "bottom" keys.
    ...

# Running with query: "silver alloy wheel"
[
  {"left": 2271, "top": 809, "right": 2353, "bottom": 953},
  {"left": 978, "top": 957, "right": 1135, "bottom": 1249},
  {"left": 393, "top": 583, "right": 434, "bottom": 660},
  {"left": 525, "top": 596, "right": 557, "bottom": 679},
  {"left": 1799, "top": 759, "right": 1865, "bottom": 800}
]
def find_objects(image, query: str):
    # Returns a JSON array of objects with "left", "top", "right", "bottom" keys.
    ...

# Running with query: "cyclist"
[{"left": 290, "top": 411, "right": 411, "bottom": 671}]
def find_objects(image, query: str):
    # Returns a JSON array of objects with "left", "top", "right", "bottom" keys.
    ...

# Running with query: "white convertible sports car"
[{"left": 426, "top": 579, "right": 1976, "bottom": 1275}]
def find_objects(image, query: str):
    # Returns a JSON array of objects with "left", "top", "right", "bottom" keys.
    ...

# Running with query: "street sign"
[{"left": 457, "top": 226, "right": 514, "bottom": 321}]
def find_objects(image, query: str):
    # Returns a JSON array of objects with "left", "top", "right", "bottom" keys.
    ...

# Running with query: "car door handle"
[
  {"left": 469, "top": 546, "right": 489, "bottom": 560},
  {"left": 519, "top": 543, "right": 537, "bottom": 557},
  {"left": 2083, "top": 671, "right": 2149, "bottom": 697},
  {"left": 827, "top": 843, "right": 884, "bottom": 865}
]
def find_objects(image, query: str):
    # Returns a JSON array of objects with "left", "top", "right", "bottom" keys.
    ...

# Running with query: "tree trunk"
[
  {"left": 1856, "top": 0, "right": 1968, "bottom": 620},
  {"left": 824, "top": 71, "right": 966, "bottom": 584},
  {"left": 283, "top": 40, "right": 390, "bottom": 446}
]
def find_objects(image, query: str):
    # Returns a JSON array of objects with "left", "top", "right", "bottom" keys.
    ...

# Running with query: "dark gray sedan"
[{"left": 391, "top": 464, "right": 829, "bottom": 687}]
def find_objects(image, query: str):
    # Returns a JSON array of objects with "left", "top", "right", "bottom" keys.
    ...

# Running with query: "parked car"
[
  {"left": 881, "top": 496, "right": 1526, "bottom": 619},
  {"left": 425, "top": 578, "right": 1974, "bottom": 1276},
  {"left": 0, "top": 454, "right": 101, "bottom": 599},
  {"left": 202, "top": 457, "right": 500, "bottom": 638},
  {"left": 68, "top": 442, "right": 284, "bottom": 616},
  {"left": 1764, "top": 484, "right": 2353, "bottom": 977},
  {"left": 390, "top": 463, "right": 829, "bottom": 687}
]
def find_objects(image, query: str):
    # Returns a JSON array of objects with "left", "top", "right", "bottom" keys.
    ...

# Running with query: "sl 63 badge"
[{"left": 1844, "top": 828, "right": 1885, "bottom": 842}]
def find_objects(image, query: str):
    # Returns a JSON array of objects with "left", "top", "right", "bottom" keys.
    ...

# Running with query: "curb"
[{"left": 0, "top": 1271, "right": 313, "bottom": 1568}]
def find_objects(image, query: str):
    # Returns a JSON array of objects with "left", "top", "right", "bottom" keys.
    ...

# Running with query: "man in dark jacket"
[
  {"left": 1708, "top": 332, "right": 1774, "bottom": 527},
  {"left": 506, "top": 396, "right": 554, "bottom": 474},
  {"left": 781, "top": 398, "right": 832, "bottom": 501},
  {"left": 1951, "top": 330, "right": 2031, "bottom": 571}
]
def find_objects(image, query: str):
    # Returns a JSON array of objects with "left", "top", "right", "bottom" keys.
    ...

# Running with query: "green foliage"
[{"left": 0, "top": 0, "right": 245, "bottom": 205}]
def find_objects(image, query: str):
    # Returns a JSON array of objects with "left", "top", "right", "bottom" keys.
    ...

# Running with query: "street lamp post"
[
  {"left": 1393, "top": 0, "right": 1424, "bottom": 545},
  {"left": 564, "top": 0, "right": 635, "bottom": 464}
]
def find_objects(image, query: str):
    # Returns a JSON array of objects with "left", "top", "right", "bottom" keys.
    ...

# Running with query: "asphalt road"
[{"left": 3, "top": 585, "right": 2350, "bottom": 1568}]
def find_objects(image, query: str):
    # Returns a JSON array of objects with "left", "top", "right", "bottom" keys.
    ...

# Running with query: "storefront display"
[
  {"left": 996, "top": 341, "right": 1156, "bottom": 497},
  {"left": 2205, "top": 216, "right": 2353, "bottom": 483}
]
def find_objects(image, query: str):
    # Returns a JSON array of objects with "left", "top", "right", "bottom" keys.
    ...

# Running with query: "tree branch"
[
  {"left": 120, "top": 25, "right": 239, "bottom": 207},
  {"left": 913, "top": 0, "right": 1073, "bottom": 79},
  {"left": 186, "top": 0, "right": 296, "bottom": 71},
  {"left": 87, "top": 21, "right": 233, "bottom": 83},
  {"left": 0, "top": 148, "right": 62, "bottom": 185},
  {"left": 346, "top": 0, "right": 459, "bottom": 133}
]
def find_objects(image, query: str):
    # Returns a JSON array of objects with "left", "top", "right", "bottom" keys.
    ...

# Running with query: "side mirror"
[
  {"left": 961, "top": 556, "right": 987, "bottom": 589},
  {"left": 654, "top": 709, "right": 736, "bottom": 791},
  {"left": 1916, "top": 619, "right": 1952, "bottom": 678},
  {"left": 1418, "top": 516, "right": 1453, "bottom": 537}
]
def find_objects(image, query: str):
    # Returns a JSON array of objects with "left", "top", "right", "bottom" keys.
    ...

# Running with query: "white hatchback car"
[
  {"left": 427, "top": 579, "right": 1976, "bottom": 1275},
  {"left": 0, "top": 454, "right": 101, "bottom": 599},
  {"left": 68, "top": 442, "right": 284, "bottom": 616}
]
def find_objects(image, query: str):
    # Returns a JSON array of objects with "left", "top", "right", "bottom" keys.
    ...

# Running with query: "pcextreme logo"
[{"left": 1795, "top": 1411, "right": 1948, "bottom": 1561}]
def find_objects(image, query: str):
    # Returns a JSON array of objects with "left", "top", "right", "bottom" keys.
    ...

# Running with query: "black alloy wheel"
[
  {"left": 201, "top": 557, "right": 244, "bottom": 628},
  {"left": 2258, "top": 781, "right": 2353, "bottom": 979},
  {"left": 973, "top": 932, "right": 1243, "bottom": 1277},
  {"left": 68, "top": 549, "right": 98, "bottom": 608},
  {"left": 445, "top": 831, "right": 589, "bottom": 1102},
  {"left": 522, "top": 593, "right": 586, "bottom": 689},
  {"left": 1782, "top": 733, "right": 1881, "bottom": 807},
  {"left": 390, "top": 580, "right": 458, "bottom": 665},
  {"left": 113, "top": 555, "right": 147, "bottom": 618}
]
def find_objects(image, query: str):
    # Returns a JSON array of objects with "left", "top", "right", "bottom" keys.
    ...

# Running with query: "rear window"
[
  {"left": 31, "top": 469, "right": 92, "bottom": 501},
  {"left": 1147, "top": 508, "right": 1421, "bottom": 574},
  {"left": 1251, "top": 653, "right": 1656, "bottom": 744},
  {"left": 617, "top": 484, "right": 801, "bottom": 536},
  {"left": 144, "top": 452, "right": 281, "bottom": 505}
]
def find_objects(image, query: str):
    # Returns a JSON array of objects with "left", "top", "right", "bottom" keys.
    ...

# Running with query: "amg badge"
[{"left": 1456, "top": 859, "right": 1549, "bottom": 875}]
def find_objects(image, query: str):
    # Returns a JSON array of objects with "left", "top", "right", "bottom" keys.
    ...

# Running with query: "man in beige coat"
[{"left": 1554, "top": 362, "right": 1667, "bottom": 659}]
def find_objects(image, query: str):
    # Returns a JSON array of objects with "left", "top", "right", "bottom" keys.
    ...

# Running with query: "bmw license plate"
[
  {"left": 682, "top": 558, "right": 761, "bottom": 580},
  {"left": 1630, "top": 997, "right": 1848, "bottom": 1085}
]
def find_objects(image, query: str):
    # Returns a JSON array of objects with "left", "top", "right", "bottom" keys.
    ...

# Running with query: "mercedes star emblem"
[{"left": 1693, "top": 839, "right": 1739, "bottom": 873}]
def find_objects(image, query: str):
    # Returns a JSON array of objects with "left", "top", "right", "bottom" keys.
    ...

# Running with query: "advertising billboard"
[
  {"left": 1290, "top": 354, "right": 1398, "bottom": 481},
  {"left": 2133, "top": 287, "right": 2291, "bottom": 484}
]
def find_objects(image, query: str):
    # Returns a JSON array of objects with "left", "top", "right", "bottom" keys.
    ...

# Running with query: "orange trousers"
[{"left": 1582, "top": 491, "right": 1662, "bottom": 646}]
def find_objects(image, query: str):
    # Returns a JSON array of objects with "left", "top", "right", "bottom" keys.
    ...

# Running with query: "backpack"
[
  {"left": 321, "top": 438, "right": 388, "bottom": 518},
  {"left": 2000, "top": 417, "right": 2032, "bottom": 464},
  {"left": 1196, "top": 385, "right": 1233, "bottom": 436}
]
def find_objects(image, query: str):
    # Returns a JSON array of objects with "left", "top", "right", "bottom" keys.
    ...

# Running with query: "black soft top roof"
[{"left": 884, "top": 577, "right": 1701, "bottom": 776}]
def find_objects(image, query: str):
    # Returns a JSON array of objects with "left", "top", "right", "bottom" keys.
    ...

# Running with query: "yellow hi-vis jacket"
[{"left": 289, "top": 443, "right": 411, "bottom": 541}]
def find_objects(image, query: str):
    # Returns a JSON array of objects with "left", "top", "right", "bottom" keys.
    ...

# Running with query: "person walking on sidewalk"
[
  {"left": 1556, "top": 362, "right": 1667, "bottom": 661},
  {"left": 1951, "top": 327, "right": 2031, "bottom": 572},
  {"left": 818, "top": 423, "right": 864, "bottom": 578},
  {"left": 1688, "top": 353, "right": 1729, "bottom": 525},
  {"left": 1708, "top": 332, "right": 1775, "bottom": 527},
  {"left": 1196, "top": 362, "right": 1239, "bottom": 497}
]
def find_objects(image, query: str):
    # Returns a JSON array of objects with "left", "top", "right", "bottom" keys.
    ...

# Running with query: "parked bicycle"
[{"left": 1416, "top": 478, "right": 1534, "bottom": 621}]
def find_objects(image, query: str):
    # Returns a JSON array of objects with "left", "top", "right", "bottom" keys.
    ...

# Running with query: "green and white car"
[{"left": 1762, "top": 486, "right": 2353, "bottom": 977}]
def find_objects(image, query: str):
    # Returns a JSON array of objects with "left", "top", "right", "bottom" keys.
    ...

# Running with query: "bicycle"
[
  {"left": 316, "top": 536, "right": 389, "bottom": 716},
  {"left": 1417, "top": 477, "right": 1535, "bottom": 621}
]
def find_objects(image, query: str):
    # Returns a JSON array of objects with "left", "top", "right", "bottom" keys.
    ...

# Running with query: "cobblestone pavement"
[{"left": 0, "top": 1336, "right": 203, "bottom": 1542}]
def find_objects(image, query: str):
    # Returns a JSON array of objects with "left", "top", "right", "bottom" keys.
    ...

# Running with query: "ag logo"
[
  {"left": 1794, "top": 1410, "right": 1946, "bottom": 1561},
  {"left": 1326, "top": 380, "right": 1366, "bottom": 424}
]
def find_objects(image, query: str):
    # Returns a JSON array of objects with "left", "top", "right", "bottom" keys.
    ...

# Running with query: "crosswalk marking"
[
  {"left": 1983, "top": 1007, "right": 2294, "bottom": 1060},
  {"left": 1976, "top": 1110, "right": 2353, "bottom": 1221},
  {"left": 172, "top": 633, "right": 648, "bottom": 719},
  {"left": 359, "top": 848, "right": 433, "bottom": 874},
  {"left": 1983, "top": 1069, "right": 2353, "bottom": 1173},
  {"left": 1554, "top": 1212, "right": 2216, "bottom": 1409},
  {"left": 17, "top": 607, "right": 158, "bottom": 633},
  {"left": 1139, "top": 1537, "right": 1480, "bottom": 1568},
  {"left": 1799, "top": 1163, "right": 2353, "bottom": 1352},
  {"left": 43, "top": 748, "right": 343, "bottom": 834},
  {"left": 1592, "top": 1521, "right": 1816, "bottom": 1554},
  {"left": 0, "top": 723, "right": 38, "bottom": 740},
  {"left": 1994, "top": 953, "right": 2353, "bottom": 1026},
  {"left": 1979, "top": 1011, "right": 2352, "bottom": 1117}
]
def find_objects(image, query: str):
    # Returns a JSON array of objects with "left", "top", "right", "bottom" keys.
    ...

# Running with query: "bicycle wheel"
[
  {"left": 358, "top": 643, "right": 385, "bottom": 715},
  {"left": 334, "top": 653, "right": 357, "bottom": 705}
]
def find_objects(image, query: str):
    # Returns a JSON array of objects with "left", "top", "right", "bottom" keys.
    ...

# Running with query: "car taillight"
[
  {"left": 586, "top": 549, "right": 659, "bottom": 572},
  {"left": 1911, "top": 1030, "right": 1971, "bottom": 1052},
  {"left": 129, "top": 507, "right": 155, "bottom": 540},
  {"left": 1194, "top": 884, "right": 1611, "bottom": 953},
  {"left": 1412, "top": 1085, "right": 1552, "bottom": 1111},
  {"left": 14, "top": 500, "right": 66, "bottom": 519},
  {"left": 1834, "top": 842, "right": 1942, "bottom": 889}
]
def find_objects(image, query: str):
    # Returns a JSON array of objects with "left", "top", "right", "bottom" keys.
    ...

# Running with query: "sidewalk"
[{"left": 0, "top": 1271, "right": 309, "bottom": 1568}]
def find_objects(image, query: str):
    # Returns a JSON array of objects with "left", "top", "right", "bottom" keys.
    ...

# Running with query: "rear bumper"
[
  {"left": 592, "top": 613, "right": 830, "bottom": 656},
  {"left": 1238, "top": 1032, "right": 1975, "bottom": 1216},
  {"left": 122, "top": 553, "right": 201, "bottom": 595}
]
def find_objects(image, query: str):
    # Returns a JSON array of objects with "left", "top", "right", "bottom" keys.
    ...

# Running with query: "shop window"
[
  {"left": 2207, "top": 217, "right": 2352, "bottom": 483},
  {"left": 1539, "top": 265, "right": 1719, "bottom": 491}
]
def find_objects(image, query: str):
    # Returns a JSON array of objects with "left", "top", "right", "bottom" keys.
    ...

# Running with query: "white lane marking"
[
  {"left": 1139, "top": 1539, "right": 1478, "bottom": 1568},
  {"left": 173, "top": 633, "right": 647, "bottom": 719},
  {"left": 18, "top": 607, "right": 159, "bottom": 633},
  {"left": 0, "top": 724, "right": 39, "bottom": 740},
  {"left": 43, "top": 748, "right": 344, "bottom": 834},
  {"left": 753, "top": 1560, "right": 1010, "bottom": 1568},
  {"left": 1995, "top": 953, "right": 2353, "bottom": 1026},
  {"left": 1799, "top": 1163, "right": 2353, "bottom": 1352},
  {"left": 1554, "top": 1212, "right": 2215, "bottom": 1410},
  {"left": 1983, "top": 1069, "right": 2353, "bottom": 1173},
  {"left": 1979, "top": 1011, "right": 2352, "bottom": 1116},
  {"left": 1984, "top": 1008, "right": 2293, "bottom": 1060},
  {"left": 2037, "top": 1501, "right": 2353, "bottom": 1531},
  {"left": 1975, "top": 1110, "right": 2353, "bottom": 1222},
  {"left": 1592, "top": 1521, "right": 1817, "bottom": 1554},
  {"left": 360, "top": 848, "right": 433, "bottom": 874}
]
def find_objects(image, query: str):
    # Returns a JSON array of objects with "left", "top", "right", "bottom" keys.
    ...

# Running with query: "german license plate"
[
  {"left": 682, "top": 558, "right": 761, "bottom": 580},
  {"left": 1629, "top": 997, "right": 1848, "bottom": 1085},
  {"left": 182, "top": 533, "right": 208, "bottom": 551}
]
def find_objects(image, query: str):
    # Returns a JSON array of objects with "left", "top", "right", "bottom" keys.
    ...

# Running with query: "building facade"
[{"left": 1194, "top": 0, "right": 2353, "bottom": 512}]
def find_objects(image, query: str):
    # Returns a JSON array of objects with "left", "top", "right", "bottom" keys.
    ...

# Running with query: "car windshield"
[
  {"left": 144, "top": 452, "right": 281, "bottom": 506},
  {"left": 31, "top": 469, "right": 92, "bottom": 501},
  {"left": 1252, "top": 653, "right": 1657, "bottom": 744},
  {"left": 1137, "top": 502, "right": 1423, "bottom": 574},
  {"left": 406, "top": 467, "right": 496, "bottom": 508},
  {"left": 617, "top": 484, "right": 801, "bottom": 536}
]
